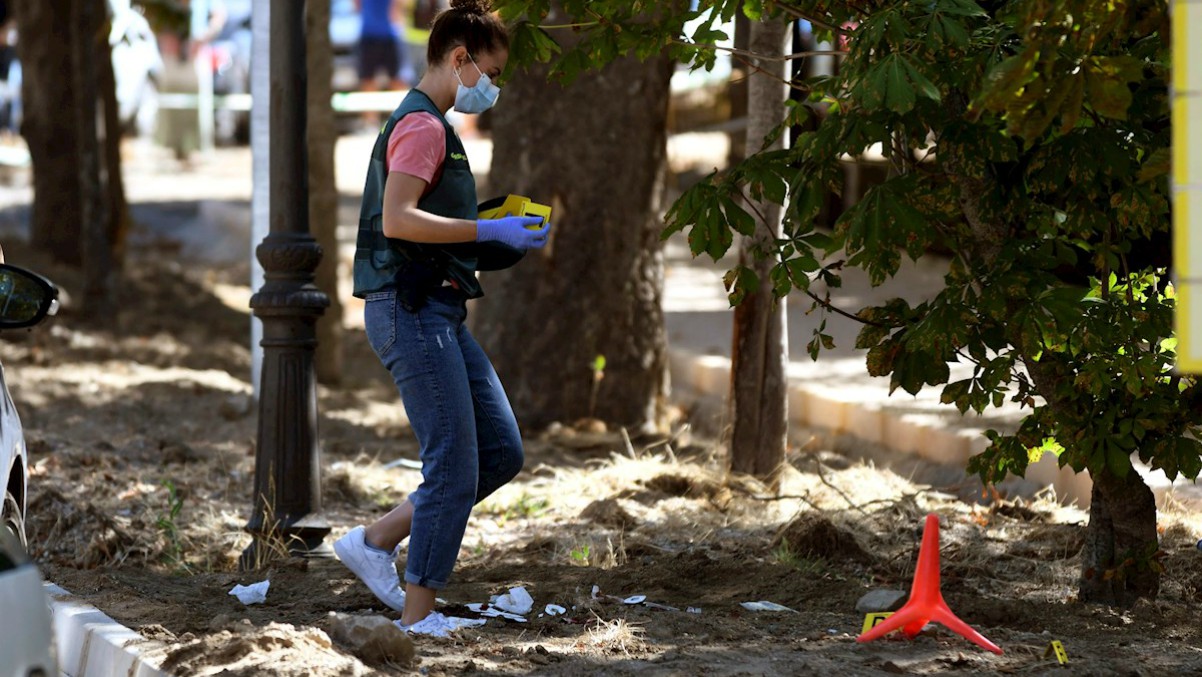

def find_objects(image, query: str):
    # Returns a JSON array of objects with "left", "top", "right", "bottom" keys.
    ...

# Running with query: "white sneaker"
[
  {"left": 396, "top": 612, "right": 486, "bottom": 638},
  {"left": 333, "top": 526, "right": 406, "bottom": 612}
]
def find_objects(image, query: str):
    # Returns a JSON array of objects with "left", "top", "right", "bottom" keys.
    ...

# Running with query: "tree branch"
[{"left": 672, "top": 38, "right": 845, "bottom": 63}]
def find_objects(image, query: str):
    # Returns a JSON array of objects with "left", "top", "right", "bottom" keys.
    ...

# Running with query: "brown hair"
[{"left": 426, "top": 0, "right": 509, "bottom": 67}]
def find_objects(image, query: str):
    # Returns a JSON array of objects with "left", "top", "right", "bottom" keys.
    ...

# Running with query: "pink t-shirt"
[{"left": 387, "top": 112, "right": 446, "bottom": 193}]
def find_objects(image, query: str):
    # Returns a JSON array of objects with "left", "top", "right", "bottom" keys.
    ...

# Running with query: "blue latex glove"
[{"left": 475, "top": 216, "right": 550, "bottom": 249}]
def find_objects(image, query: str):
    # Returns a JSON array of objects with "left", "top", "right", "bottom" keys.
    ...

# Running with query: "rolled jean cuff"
[{"left": 404, "top": 571, "right": 449, "bottom": 590}]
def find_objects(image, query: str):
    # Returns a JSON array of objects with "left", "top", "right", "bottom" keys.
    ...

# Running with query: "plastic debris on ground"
[
  {"left": 687, "top": 607, "right": 702, "bottom": 614},
  {"left": 491, "top": 586, "right": 534, "bottom": 615},
  {"left": 395, "top": 612, "right": 486, "bottom": 637},
  {"left": 545, "top": 604, "right": 567, "bottom": 616},
  {"left": 228, "top": 580, "right": 270, "bottom": 605},
  {"left": 466, "top": 602, "right": 528, "bottom": 622},
  {"left": 740, "top": 601, "right": 797, "bottom": 612}
]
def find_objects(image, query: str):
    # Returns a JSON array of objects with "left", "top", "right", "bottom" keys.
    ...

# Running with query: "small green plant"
[
  {"left": 156, "top": 479, "right": 189, "bottom": 573},
  {"left": 480, "top": 493, "right": 550, "bottom": 525},
  {"left": 570, "top": 543, "right": 591, "bottom": 566},
  {"left": 772, "top": 542, "right": 828, "bottom": 576},
  {"left": 588, "top": 355, "right": 606, "bottom": 419},
  {"left": 509, "top": 493, "right": 549, "bottom": 519}
]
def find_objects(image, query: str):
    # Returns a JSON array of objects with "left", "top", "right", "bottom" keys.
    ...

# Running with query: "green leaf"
[
  {"left": 1177, "top": 437, "right": 1202, "bottom": 480},
  {"left": 722, "top": 197, "right": 757, "bottom": 237},
  {"left": 1105, "top": 441, "right": 1131, "bottom": 479},
  {"left": 1085, "top": 69, "right": 1133, "bottom": 120},
  {"left": 902, "top": 58, "right": 942, "bottom": 103},
  {"left": 941, "top": 379, "right": 971, "bottom": 408},
  {"left": 724, "top": 265, "right": 759, "bottom": 306},
  {"left": 936, "top": 0, "right": 987, "bottom": 17},
  {"left": 508, "top": 20, "right": 561, "bottom": 66},
  {"left": 883, "top": 56, "right": 918, "bottom": 113},
  {"left": 1137, "top": 147, "right": 1170, "bottom": 183}
]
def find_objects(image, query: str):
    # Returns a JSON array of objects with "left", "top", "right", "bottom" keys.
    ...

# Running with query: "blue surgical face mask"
[{"left": 454, "top": 55, "right": 500, "bottom": 114}]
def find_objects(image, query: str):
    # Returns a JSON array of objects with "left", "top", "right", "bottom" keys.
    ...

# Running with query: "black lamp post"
[{"left": 240, "top": 0, "right": 331, "bottom": 568}]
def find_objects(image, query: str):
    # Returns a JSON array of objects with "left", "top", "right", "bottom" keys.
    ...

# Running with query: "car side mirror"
[{"left": 0, "top": 264, "right": 59, "bottom": 329}]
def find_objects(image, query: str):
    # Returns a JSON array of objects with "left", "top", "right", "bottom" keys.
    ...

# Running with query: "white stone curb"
[
  {"left": 45, "top": 583, "right": 172, "bottom": 677},
  {"left": 668, "top": 348, "right": 1094, "bottom": 504}
]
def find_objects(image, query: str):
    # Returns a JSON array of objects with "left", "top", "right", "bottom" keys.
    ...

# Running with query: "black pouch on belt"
[{"left": 395, "top": 257, "right": 445, "bottom": 313}]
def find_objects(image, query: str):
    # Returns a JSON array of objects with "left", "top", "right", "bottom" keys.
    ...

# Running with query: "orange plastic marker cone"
[{"left": 856, "top": 513, "right": 1003, "bottom": 654}]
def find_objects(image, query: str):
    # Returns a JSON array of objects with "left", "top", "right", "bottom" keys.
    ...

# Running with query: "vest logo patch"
[{"left": 449, "top": 152, "right": 468, "bottom": 161}]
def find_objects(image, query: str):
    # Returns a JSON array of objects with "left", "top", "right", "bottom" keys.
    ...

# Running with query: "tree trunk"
[
  {"left": 15, "top": 0, "right": 83, "bottom": 264},
  {"left": 97, "top": 8, "right": 129, "bottom": 271},
  {"left": 1079, "top": 468, "right": 1160, "bottom": 605},
  {"left": 74, "top": 0, "right": 115, "bottom": 320},
  {"left": 945, "top": 114, "right": 1164, "bottom": 607},
  {"left": 306, "top": 0, "right": 344, "bottom": 386},
  {"left": 729, "top": 18, "right": 789, "bottom": 483},
  {"left": 472, "top": 6, "right": 673, "bottom": 432},
  {"left": 726, "top": 8, "right": 750, "bottom": 165}
]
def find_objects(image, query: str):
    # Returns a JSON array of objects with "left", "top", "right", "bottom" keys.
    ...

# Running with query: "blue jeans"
[{"left": 363, "top": 287, "right": 524, "bottom": 589}]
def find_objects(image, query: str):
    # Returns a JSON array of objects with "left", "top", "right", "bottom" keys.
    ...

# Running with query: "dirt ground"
[{"left": 4, "top": 145, "right": 1202, "bottom": 676}]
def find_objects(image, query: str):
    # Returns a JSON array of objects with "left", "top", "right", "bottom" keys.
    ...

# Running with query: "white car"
[
  {"left": 0, "top": 2, "right": 164, "bottom": 139},
  {"left": 0, "top": 528, "right": 57, "bottom": 677},
  {"left": 0, "top": 263, "right": 59, "bottom": 546},
  {"left": 109, "top": 0, "right": 165, "bottom": 137}
]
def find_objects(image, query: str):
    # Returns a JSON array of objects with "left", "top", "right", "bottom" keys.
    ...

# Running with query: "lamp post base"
[{"left": 238, "top": 529, "right": 335, "bottom": 571}]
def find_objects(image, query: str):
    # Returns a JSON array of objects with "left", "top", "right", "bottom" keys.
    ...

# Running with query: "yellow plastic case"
[
  {"left": 477, "top": 194, "right": 552, "bottom": 229},
  {"left": 471, "top": 195, "right": 552, "bottom": 271}
]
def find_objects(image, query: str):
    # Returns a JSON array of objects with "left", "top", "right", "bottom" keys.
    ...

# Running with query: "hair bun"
[{"left": 450, "top": 0, "right": 493, "bottom": 15}]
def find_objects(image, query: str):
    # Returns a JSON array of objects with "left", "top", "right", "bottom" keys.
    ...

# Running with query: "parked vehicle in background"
[
  {"left": 0, "top": 528, "right": 56, "bottom": 677},
  {"left": 109, "top": 0, "right": 165, "bottom": 137},
  {"left": 0, "top": 1, "right": 164, "bottom": 139},
  {"left": 0, "top": 263, "right": 59, "bottom": 547}
]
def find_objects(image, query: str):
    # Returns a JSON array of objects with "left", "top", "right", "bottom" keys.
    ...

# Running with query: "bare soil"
[{"left": 4, "top": 147, "right": 1202, "bottom": 676}]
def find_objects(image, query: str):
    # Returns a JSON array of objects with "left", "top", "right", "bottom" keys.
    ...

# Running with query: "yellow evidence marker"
[
  {"left": 1044, "top": 640, "right": 1069, "bottom": 665},
  {"left": 477, "top": 194, "right": 552, "bottom": 230},
  {"left": 861, "top": 612, "right": 893, "bottom": 635}
]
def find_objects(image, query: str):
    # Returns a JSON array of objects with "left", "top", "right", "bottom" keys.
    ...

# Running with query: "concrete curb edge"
[
  {"left": 666, "top": 348, "right": 1095, "bottom": 504},
  {"left": 46, "top": 582, "right": 172, "bottom": 677}
]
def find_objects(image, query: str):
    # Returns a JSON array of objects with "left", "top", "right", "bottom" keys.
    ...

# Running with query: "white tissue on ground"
[
  {"left": 467, "top": 602, "right": 528, "bottom": 622},
  {"left": 491, "top": 586, "right": 534, "bottom": 615},
  {"left": 545, "top": 604, "right": 567, "bottom": 616},
  {"left": 228, "top": 580, "right": 270, "bottom": 605},
  {"left": 740, "top": 600, "right": 797, "bottom": 612},
  {"left": 395, "top": 612, "right": 486, "bottom": 637}
]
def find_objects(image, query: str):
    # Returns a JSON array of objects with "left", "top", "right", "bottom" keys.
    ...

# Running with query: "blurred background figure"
[
  {"left": 0, "top": 0, "right": 19, "bottom": 140},
  {"left": 405, "top": 0, "right": 447, "bottom": 84},
  {"left": 195, "top": 0, "right": 253, "bottom": 144},
  {"left": 356, "top": 0, "right": 406, "bottom": 126}
]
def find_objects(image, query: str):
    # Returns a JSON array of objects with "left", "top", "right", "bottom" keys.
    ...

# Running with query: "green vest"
[{"left": 352, "top": 89, "right": 483, "bottom": 299}]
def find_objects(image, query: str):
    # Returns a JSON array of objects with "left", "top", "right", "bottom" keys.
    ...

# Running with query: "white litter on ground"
[
  {"left": 466, "top": 603, "right": 527, "bottom": 622},
  {"left": 740, "top": 601, "right": 797, "bottom": 612},
  {"left": 395, "top": 612, "right": 486, "bottom": 637},
  {"left": 491, "top": 586, "right": 534, "bottom": 615},
  {"left": 228, "top": 580, "right": 270, "bottom": 605}
]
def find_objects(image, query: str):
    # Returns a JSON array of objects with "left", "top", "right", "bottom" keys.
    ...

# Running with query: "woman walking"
[{"left": 335, "top": 0, "right": 548, "bottom": 632}]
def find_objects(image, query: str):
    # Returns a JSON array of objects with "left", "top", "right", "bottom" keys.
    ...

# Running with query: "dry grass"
[{"left": 580, "top": 616, "right": 646, "bottom": 656}]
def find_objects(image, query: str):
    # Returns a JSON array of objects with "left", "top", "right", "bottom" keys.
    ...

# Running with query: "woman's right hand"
[{"left": 475, "top": 216, "right": 550, "bottom": 249}]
